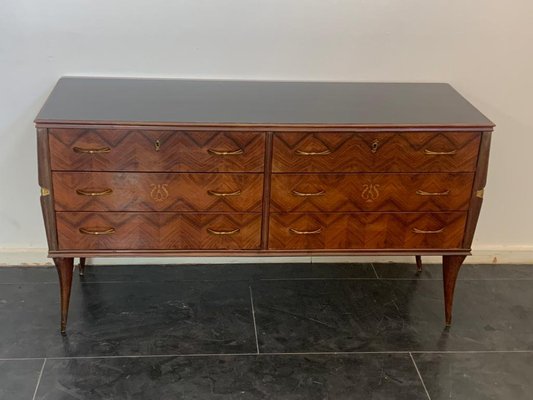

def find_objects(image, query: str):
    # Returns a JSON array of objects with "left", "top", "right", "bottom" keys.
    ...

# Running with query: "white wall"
[{"left": 1, "top": 0, "right": 532, "bottom": 263}]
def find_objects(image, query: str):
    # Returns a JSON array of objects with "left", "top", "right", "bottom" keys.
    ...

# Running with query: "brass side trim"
[
  {"left": 476, "top": 189, "right": 485, "bottom": 199},
  {"left": 40, "top": 187, "right": 50, "bottom": 197}
]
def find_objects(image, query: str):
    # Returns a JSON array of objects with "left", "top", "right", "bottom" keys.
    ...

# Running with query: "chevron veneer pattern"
[
  {"left": 53, "top": 172, "right": 263, "bottom": 212},
  {"left": 56, "top": 212, "right": 262, "bottom": 250},
  {"left": 269, "top": 212, "right": 467, "bottom": 250},
  {"left": 36, "top": 79, "right": 495, "bottom": 333},
  {"left": 271, "top": 173, "right": 474, "bottom": 212},
  {"left": 272, "top": 131, "right": 481, "bottom": 173},
  {"left": 49, "top": 129, "right": 265, "bottom": 172}
]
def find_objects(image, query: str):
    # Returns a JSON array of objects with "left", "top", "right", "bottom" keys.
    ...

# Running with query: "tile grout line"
[
  {"left": 32, "top": 358, "right": 46, "bottom": 400},
  {"left": 260, "top": 278, "right": 381, "bottom": 281},
  {"left": 370, "top": 263, "right": 380, "bottom": 279},
  {"left": 409, "top": 352, "right": 432, "bottom": 400},
  {"left": 248, "top": 285, "right": 260, "bottom": 354},
  {"left": 3, "top": 349, "right": 533, "bottom": 362}
]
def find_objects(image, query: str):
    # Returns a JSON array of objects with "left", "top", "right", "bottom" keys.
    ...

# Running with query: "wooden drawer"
[
  {"left": 272, "top": 132, "right": 481, "bottom": 173},
  {"left": 269, "top": 212, "right": 467, "bottom": 250},
  {"left": 49, "top": 129, "right": 265, "bottom": 172},
  {"left": 271, "top": 173, "right": 474, "bottom": 212},
  {"left": 53, "top": 172, "right": 263, "bottom": 212},
  {"left": 56, "top": 213, "right": 261, "bottom": 250}
]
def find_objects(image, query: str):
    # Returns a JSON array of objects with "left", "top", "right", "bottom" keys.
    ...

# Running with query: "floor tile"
[
  {"left": 373, "top": 263, "right": 441, "bottom": 279},
  {"left": 0, "top": 266, "right": 57, "bottom": 284},
  {"left": 36, "top": 354, "right": 427, "bottom": 400},
  {"left": 0, "top": 359, "right": 44, "bottom": 400},
  {"left": 0, "top": 281, "right": 256, "bottom": 358},
  {"left": 253, "top": 279, "right": 533, "bottom": 352},
  {"left": 77, "top": 263, "right": 375, "bottom": 282},
  {"left": 414, "top": 352, "right": 533, "bottom": 400},
  {"left": 373, "top": 263, "right": 533, "bottom": 280}
]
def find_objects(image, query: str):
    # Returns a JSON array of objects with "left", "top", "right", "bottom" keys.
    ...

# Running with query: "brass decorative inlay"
[
  {"left": 476, "top": 189, "right": 485, "bottom": 198},
  {"left": 412, "top": 227, "right": 445, "bottom": 234},
  {"left": 79, "top": 227, "right": 116, "bottom": 235},
  {"left": 289, "top": 227, "right": 322, "bottom": 235},
  {"left": 207, "top": 148, "right": 244, "bottom": 156},
  {"left": 424, "top": 149, "right": 457, "bottom": 155},
  {"left": 371, "top": 139, "right": 380, "bottom": 153},
  {"left": 295, "top": 148, "right": 332, "bottom": 156},
  {"left": 150, "top": 184, "right": 169, "bottom": 202},
  {"left": 207, "top": 227, "right": 240, "bottom": 235},
  {"left": 76, "top": 188, "right": 113, "bottom": 197},
  {"left": 416, "top": 189, "right": 450, "bottom": 196},
  {"left": 292, "top": 189, "right": 326, "bottom": 197},
  {"left": 40, "top": 187, "right": 50, "bottom": 197},
  {"left": 361, "top": 183, "right": 380, "bottom": 202},
  {"left": 155, "top": 139, "right": 161, "bottom": 152},
  {"left": 207, "top": 189, "right": 242, "bottom": 197},
  {"left": 73, "top": 146, "right": 111, "bottom": 154}
]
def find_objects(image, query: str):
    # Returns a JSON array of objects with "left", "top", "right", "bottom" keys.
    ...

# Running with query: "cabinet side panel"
[
  {"left": 462, "top": 131, "right": 492, "bottom": 248},
  {"left": 261, "top": 132, "right": 273, "bottom": 249},
  {"left": 37, "top": 127, "right": 58, "bottom": 251}
]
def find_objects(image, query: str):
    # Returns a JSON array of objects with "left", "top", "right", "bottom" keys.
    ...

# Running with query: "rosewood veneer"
[{"left": 36, "top": 77, "right": 494, "bottom": 334}]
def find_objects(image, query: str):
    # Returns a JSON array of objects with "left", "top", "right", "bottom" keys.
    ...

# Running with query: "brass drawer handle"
[
  {"left": 76, "top": 188, "right": 113, "bottom": 197},
  {"left": 424, "top": 149, "right": 457, "bottom": 155},
  {"left": 207, "top": 227, "right": 240, "bottom": 235},
  {"left": 73, "top": 146, "right": 111, "bottom": 154},
  {"left": 412, "top": 227, "right": 445, "bottom": 234},
  {"left": 289, "top": 227, "right": 322, "bottom": 235},
  {"left": 207, "top": 189, "right": 242, "bottom": 197},
  {"left": 292, "top": 190, "right": 326, "bottom": 197},
  {"left": 295, "top": 149, "right": 332, "bottom": 156},
  {"left": 79, "top": 227, "right": 116, "bottom": 235},
  {"left": 207, "top": 148, "right": 244, "bottom": 156},
  {"left": 416, "top": 190, "right": 450, "bottom": 196}
]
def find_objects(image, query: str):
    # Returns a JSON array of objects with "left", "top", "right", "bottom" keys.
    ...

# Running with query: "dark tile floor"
[{"left": 0, "top": 262, "right": 532, "bottom": 399}]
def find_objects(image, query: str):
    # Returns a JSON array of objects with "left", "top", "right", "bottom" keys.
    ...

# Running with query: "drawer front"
[
  {"left": 272, "top": 132, "right": 480, "bottom": 172},
  {"left": 271, "top": 173, "right": 474, "bottom": 212},
  {"left": 56, "top": 213, "right": 261, "bottom": 250},
  {"left": 269, "top": 212, "right": 467, "bottom": 250},
  {"left": 49, "top": 129, "right": 265, "bottom": 172},
  {"left": 53, "top": 172, "right": 263, "bottom": 212}
]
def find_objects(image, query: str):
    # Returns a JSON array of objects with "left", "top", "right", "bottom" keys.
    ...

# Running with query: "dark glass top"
[{"left": 35, "top": 77, "right": 493, "bottom": 127}]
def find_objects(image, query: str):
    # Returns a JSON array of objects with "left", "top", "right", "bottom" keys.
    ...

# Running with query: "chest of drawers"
[{"left": 36, "top": 78, "right": 493, "bottom": 334}]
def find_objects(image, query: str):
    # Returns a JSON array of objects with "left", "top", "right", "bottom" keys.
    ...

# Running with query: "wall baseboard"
[{"left": 1, "top": 246, "right": 533, "bottom": 266}]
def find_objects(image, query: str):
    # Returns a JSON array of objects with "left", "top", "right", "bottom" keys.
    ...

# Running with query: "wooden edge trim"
[
  {"left": 49, "top": 249, "right": 472, "bottom": 258},
  {"left": 36, "top": 122, "right": 495, "bottom": 132},
  {"left": 37, "top": 128, "right": 58, "bottom": 250},
  {"left": 462, "top": 131, "right": 492, "bottom": 248},
  {"left": 260, "top": 132, "right": 273, "bottom": 249}
]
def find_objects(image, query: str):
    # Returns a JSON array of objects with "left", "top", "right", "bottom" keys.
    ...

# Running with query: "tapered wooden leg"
[
  {"left": 53, "top": 257, "right": 74, "bottom": 335},
  {"left": 442, "top": 255, "right": 466, "bottom": 326},
  {"left": 78, "top": 257, "right": 86, "bottom": 276},
  {"left": 415, "top": 255, "right": 423, "bottom": 273}
]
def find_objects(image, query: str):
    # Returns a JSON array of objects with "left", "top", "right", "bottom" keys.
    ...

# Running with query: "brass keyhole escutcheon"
[
  {"left": 155, "top": 139, "right": 161, "bottom": 152},
  {"left": 371, "top": 139, "right": 379, "bottom": 153}
]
